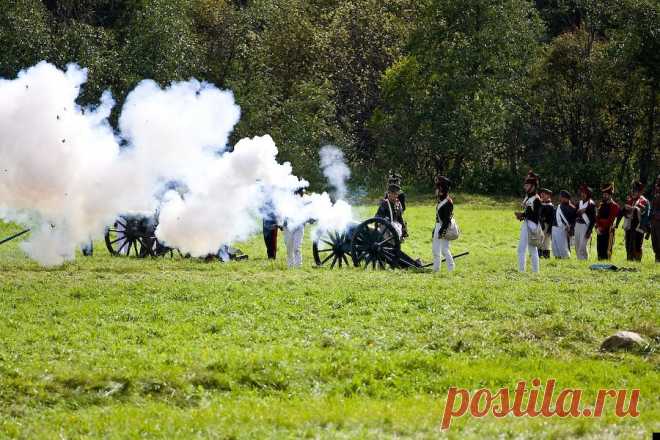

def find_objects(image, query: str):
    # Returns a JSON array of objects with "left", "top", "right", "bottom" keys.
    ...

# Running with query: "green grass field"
[{"left": 0, "top": 195, "right": 658, "bottom": 439}]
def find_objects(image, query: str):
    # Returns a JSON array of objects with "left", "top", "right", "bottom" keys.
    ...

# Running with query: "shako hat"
[
  {"left": 435, "top": 175, "right": 452, "bottom": 192},
  {"left": 601, "top": 182, "right": 614, "bottom": 194},
  {"left": 578, "top": 183, "right": 593, "bottom": 196},
  {"left": 387, "top": 170, "right": 402, "bottom": 186},
  {"left": 387, "top": 183, "right": 401, "bottom": 192},
  {"left": 524, "top": 170, "right": 540, "bottom": 186}
]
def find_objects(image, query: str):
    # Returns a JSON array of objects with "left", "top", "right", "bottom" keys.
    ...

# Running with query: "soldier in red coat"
[
  {"left": 617, "top": 181, "right": 649, "bottom": 261},
  {"left": 595, "top": 182, "right": 620, "bottom": 260}
]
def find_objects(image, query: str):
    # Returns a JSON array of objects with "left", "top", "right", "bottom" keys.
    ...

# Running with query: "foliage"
[
  {"left": 372, "top": 0, "right": 544, "bottom": 187},
  {"left": 0, "top": 0, "right": 53, "bottom": 78},
  {"left": 526, "top": 0, "right": 659, "bottom": 193},
  {"left": 0, "top": 0, "right": 657, "bottom": 191}
]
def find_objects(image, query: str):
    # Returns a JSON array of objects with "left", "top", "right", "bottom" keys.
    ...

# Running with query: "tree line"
[{"left": 1, "top": 0, "right": 657, "bottom": 194}]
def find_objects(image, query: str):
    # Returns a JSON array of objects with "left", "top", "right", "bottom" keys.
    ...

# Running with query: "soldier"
[
  {"left": 81, "top": 240, "right": 93, "bottom": 257},
  {"left": 617, "top": 180, "right": 649, "bottom": 261},
  {"left": 283, "top": 188, "right": 308, "bottom": 268},
  {"left": 515, "top": 171, "right": 542, "bottom": 273},
  {"left": 538, "top": 188, "right": 554, "bottom": 259},
  {"left": 432, "top": 176, "right": 455, "bottom": 272},
  {"left": 376, "top": 183, "right": 407, "bottom": 239},
  {"left": 262, "top": 200, "right": 280, "bottom": 260},
  {"left": 595, "top": 183, "right": 620, "bottom": 260},
  {"left": 651, "top": 175, "right": 660, "bottom": 263},
  {"left": 574, "top": 184, "right": 596, "bottom": 260},
  {"left": 551, "top": 190, "right": 576, "bottom": 258},
  {"left": 385, "top": 171, "right": 406, "bottom": 212}
]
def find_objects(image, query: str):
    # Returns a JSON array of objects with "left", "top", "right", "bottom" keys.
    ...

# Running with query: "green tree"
[
  {"left": 0, "top": 0, "right": 53, "bottom": 78},
  {"left": 122, "top": 0, "right": 203, "bottom": 86},
  {"left": 372, "top": 0, "right": 543, "bottom": 189}
]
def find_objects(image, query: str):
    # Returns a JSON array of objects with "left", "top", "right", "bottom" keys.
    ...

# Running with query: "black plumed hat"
[
  {"left": 524, "top": 170, "right": 540, "bottom": 186},
  {"left": 435, "top": 175, "right": 451, "bottom": 193},
  {"left": 578, "top": 184, "right": 593, "bottom": 196}
]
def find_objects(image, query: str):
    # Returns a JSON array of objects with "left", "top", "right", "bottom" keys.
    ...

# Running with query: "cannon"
[
  {"left": 104, "top": 214, "right": 247, "bottom": 261},
  {"left": 313, "top": 217, "right": 468, "bottom": 270},
  {"left": 312, "top": 217, "right": 421, "bottom": 269},
  {"left": 104, "top": 214, "right": 174, "bottom": 258}
]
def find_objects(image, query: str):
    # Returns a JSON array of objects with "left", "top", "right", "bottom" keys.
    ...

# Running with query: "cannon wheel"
[
  {"left": 104, "top": 216, "right": 154, "bottom": 258},
  {"left": 350, "top": 218, "right": 400, "bottom": 269},
  {"left": 313, "top": 229, "right": 355, "bottom": 268}
]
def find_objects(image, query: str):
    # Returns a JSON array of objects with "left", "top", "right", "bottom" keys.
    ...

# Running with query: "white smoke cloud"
[
  {"left": 319, "top": 145, "right": 351, "bottom": 200},
  {"left": 154, "top": 135, "right": 306, "bottom": 255},
  {"left": 0, "top": 62, "right": 123, "bottom": 265},
  {"left": 0, "top": 62, "right": 354, "bottom": 264}
]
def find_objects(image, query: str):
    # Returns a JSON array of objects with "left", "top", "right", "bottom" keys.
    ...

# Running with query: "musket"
[
  {"left": 0, "top": 228, "right": 31, "bottom": 246},
  {"left": 421, "top": 251, "right": 469, "bottom": 268}
]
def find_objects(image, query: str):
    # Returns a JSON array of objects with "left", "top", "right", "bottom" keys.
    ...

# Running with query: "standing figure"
[
  {"left": 375, "top": 183, "right": 408, "bottom": 239},
  {"left": 515, "top": 171, "right": 542, "bottom": 273},
  {"left": 538, "top": 188, "right": 554, "bottom": 259},
  {"left": 262, "top": 201, "right": 280, "bottom": 260},
  {"left": 81, "top": 240, "right": 93, "bottom": 257},
  {"left": 574, "top": 184, "right": 596, "bottom": 260},
  {"left": 595, "top": 183, "right": 620, "bottom": 260},
  {"left": 551, "top": 190, "right": 576, "bottom": 258},
  {"left": 650, "top": 175, "right": 660, "bottom": 263},
  {"left": 432, "top": 176, "right": 455, "bottom": 272},
  {"left": 617, "top": 181, "right": 649, "bottom": 261},
  {"left": 385, "top": 171, "right": 406, "bottom": 212},
  {"left": 283, "top": 188, "right": 310, "bottom": 268}
]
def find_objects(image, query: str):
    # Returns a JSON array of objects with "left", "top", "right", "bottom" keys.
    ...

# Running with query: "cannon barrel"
[{"left": 0, "top": 228, "right": 31, "bottom": 246}]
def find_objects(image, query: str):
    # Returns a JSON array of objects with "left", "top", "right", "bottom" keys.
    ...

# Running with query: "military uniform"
[
  {"left": 595, "top": 183, "right": 620, "bottom": 260},
  {"left": 385, "top": 172, "right": 406, "bottom": 212},
  {"left": 618, "top": 181, "right": 649, "bottom": 261},
  {"left": 551, "top": 191, "right": 576, "bottom": 258},
  {"left": 517, "top": 172, "right": 542, "bottom": 273},
  {"left": 262, "top": 202, "right": 280, "bottom": 259},
  {"left": 284, "top": 221, "right": 304, "bottom": 268},
  {"left": 574, "top": 185, "right": 596, "bottom": 260},
  {"left": 284, "top": 188, "right": 311, "bottom": 268},
  {"left": 432, "top": 176, "right": 455, "bottom": 272},
  {"left": 375, "top": 195, "right": 407, "bottom": 239},
  {"left": 538, "top": 189, "right": 554, "bottom": 259}
]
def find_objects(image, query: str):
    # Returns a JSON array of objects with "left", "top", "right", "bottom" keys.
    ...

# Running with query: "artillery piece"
[
  {"left": 313, "top": 217, "right": 423, "bottom": 269},
  {"left": 104, "top": 214, "right": 174, "bottom": 258},
  {"left": 313, "top": 216, "right": 468, "bottom": 270},
  {"left": 104, "top": 214, "right": 247, "bottom": 261}
]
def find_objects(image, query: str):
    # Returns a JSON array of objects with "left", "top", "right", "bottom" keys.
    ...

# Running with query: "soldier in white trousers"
[
  {"left": 284, "top": 223, "right": 304, "bottom": 268},
  {"left": 574, "top": 184, "right": 596, "bottom": 260},
  {"left": 551, "top": 190, "right": 576, "bottom": 258},
  {"left": 537, "top": 188, "right": 554, "bottom": 259},
  {"left": 283, "top": 188, "right": 311, "bottom": 268},
  {"left": 515, "top": 171, "right": 542, "bottom": 273},
  {"left": 432, "top": 176, "right": 455, "bottom": 272}
]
